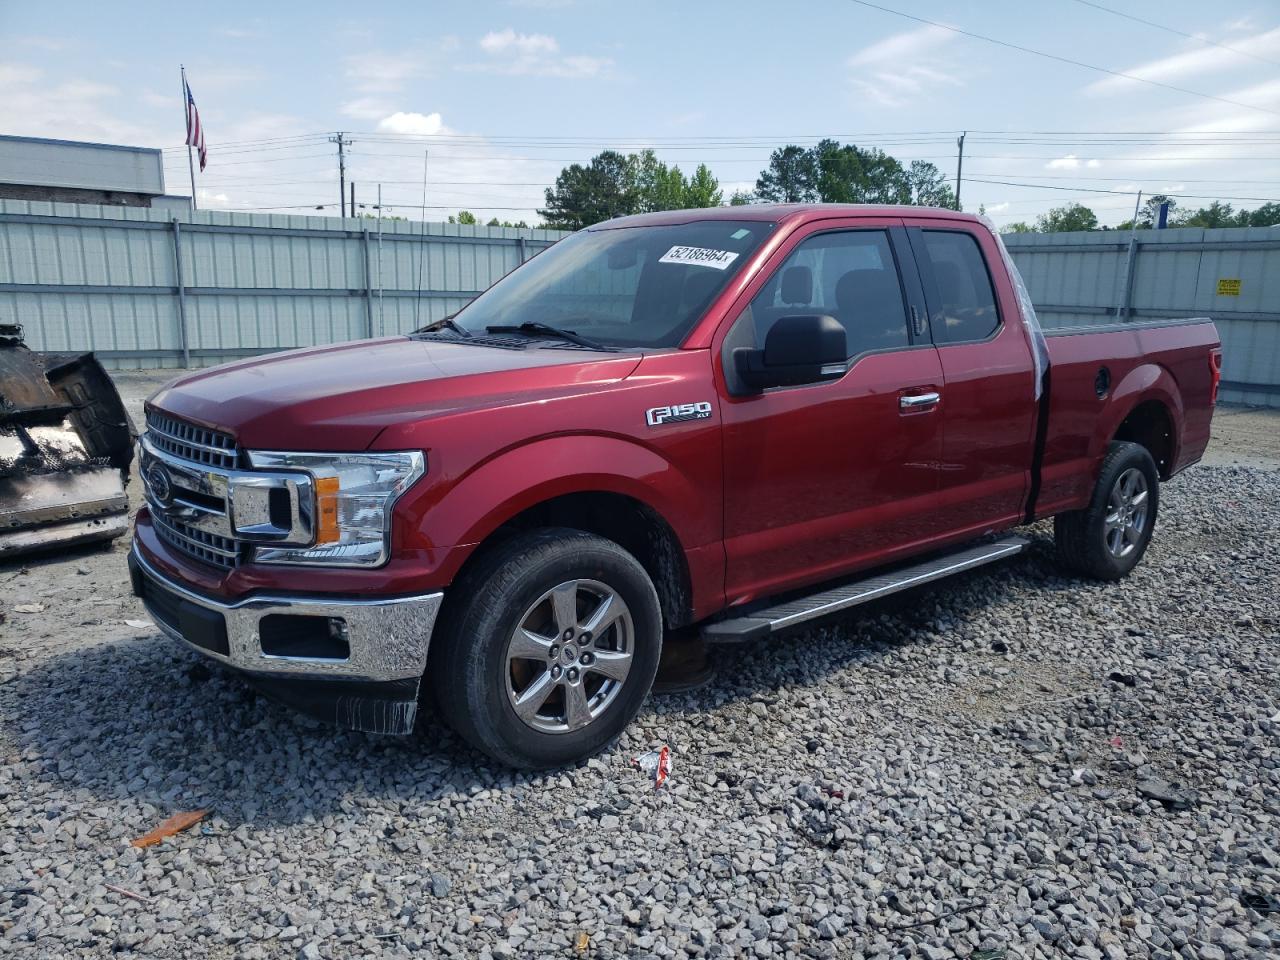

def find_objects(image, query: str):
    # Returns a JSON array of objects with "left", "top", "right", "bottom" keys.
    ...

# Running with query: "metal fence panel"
[
  {"left": 2, "top": 202, "right": 1276, "bottom": 406},
  {"left": 1004, "top": 225, "right": 1280, "bottom": 407}
]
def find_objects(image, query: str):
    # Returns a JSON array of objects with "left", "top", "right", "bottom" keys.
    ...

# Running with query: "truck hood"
[{"left": 148, "top": 336, "right": 644, "bottom": 451}]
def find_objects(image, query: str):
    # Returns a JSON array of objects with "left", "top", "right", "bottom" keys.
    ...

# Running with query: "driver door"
[{"left": 717, "top": 218, "right": 946, "bottom": 606}]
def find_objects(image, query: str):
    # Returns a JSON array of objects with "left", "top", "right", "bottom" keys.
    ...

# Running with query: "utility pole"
[
  {"left": 329, "top": 132, "right": 350, "bottom": 220},
  {"left": 955, "top": 131, "right": 966, "bottom": 211},
  {"left": 350, "top": 182, "right": 356, "bottom": 220}
]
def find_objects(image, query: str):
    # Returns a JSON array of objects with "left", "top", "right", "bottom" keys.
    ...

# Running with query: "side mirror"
[{"left": 733, "top": 314, "right": 847, "bottom": 392}]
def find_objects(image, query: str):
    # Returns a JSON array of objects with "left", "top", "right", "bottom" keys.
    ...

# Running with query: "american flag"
[{"left": 184, "top": 78, "right": 207, "bottom": 171}]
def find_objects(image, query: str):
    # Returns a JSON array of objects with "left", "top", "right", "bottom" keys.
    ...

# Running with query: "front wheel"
[
  {"left": 1055, "top": 441, "right": 1160, "bottom": 580},
  {"left": 429, "top": 529, "right": 663, "bottom": 768}
]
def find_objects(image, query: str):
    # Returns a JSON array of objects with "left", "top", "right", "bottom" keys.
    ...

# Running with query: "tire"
[
  {"left": 429, "top": 528, "right": 663, "bottom": 769},
  {"left": 1054, "top": 441, "right": 1160, "bottom": 581}
]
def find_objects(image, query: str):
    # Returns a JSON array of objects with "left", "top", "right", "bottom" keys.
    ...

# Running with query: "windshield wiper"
[
  {"left": 413, "top": 315, "right": 471, "bottom": 337},
  {"left": 484, "top": 321, "right": 613, "bottom": 351}
]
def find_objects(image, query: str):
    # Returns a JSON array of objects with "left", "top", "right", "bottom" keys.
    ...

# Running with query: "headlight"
[{"left": 245, "top": 451, "right": 425, "bottom": 567}]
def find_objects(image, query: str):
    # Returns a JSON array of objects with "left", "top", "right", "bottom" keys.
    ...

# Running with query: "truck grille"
[
  {"left": 152, "top": 511, "right": 240, "bottom": 570},
  {"left": 143, "top": 410, "right": 242, "bottom": 571},
  {"left": 145, "top": 410, "right": 238, "bottom": 470}
]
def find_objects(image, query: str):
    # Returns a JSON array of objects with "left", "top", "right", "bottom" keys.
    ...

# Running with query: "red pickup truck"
[{"left": 129, "top": 205, "right": 1221, "bottom": 767}]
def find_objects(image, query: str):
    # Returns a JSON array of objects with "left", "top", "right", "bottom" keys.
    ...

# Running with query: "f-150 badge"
[{"left": 646, "top": 402, "right": 713, "bottom": 427}]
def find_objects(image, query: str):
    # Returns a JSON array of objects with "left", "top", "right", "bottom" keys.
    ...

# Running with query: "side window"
[
  {"left": 920, "top": 230, "right": 1000, "bottom": 343},
  {"left": 743, "top": 230, "right": 909, "bottom": 359}
]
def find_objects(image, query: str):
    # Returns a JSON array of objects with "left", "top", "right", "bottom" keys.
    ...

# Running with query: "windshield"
[{"left": 451, "top": 220, "right": 774, "bottom": 349}]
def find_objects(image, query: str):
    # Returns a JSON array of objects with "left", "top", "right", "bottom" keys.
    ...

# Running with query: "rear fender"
[{"left": 1092, "top": 362, "right": 1183, "bottom": 470}]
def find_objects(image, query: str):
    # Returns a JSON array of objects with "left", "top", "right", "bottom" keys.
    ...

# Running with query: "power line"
[
  {"left": 1068, "top": 0, "right": 1280, "bottom": 69},
  {"left": 842, "top": 0, "right": 1280, "bottom": 116},
  {"left": 965, "top": 176, "right": 1280, "bottom": 202}
]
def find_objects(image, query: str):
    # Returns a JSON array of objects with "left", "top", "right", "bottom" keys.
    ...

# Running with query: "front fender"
[{"left": 414, "top": 433, "right": 709, "bottom": 552}]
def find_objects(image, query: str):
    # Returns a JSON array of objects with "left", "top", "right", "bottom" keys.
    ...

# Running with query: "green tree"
[
  {"left": 729, "top": 190, "right": 754, "bottom": 206},
  {"left": 538, "top": 150, "right": 638, "bottom": 229},
  {"left": 907, "top": 160, "right": 956, "bottom": 208},
  {"left": 1241, "top": 202, "right": 1280, "bottom": 227},
  {"left": 631, "top": 149, "right": 687, "bottom": 212},
  {"left": 486, "top": 217, "right": 532, "bottom": 228},
  {"left": 683, "top": 163, "right": 723, "bottom": 208},
  {"left": 1034, "top": 203, "right": 1099, "bottom": 233},
  {"left": 852, "top": 147, "right": 911, "bottom": 204},
  {"left": 755, "top": 141, "right": 947, "bottom": 207},
  {"left": 755, "top": 145, "right": 818, "bottom": 202},
  {"left": 1172, "top": 200, "right": 1238, "bottom": 228},
  {"left": 1003, "top": 221, "right": 1035, "bottom": 233},
  {"left": 448, "top": 210, "right": 478, "bottom": 225}
]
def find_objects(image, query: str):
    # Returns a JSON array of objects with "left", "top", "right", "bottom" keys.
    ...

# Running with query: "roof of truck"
[{"left": 591, "top": 204, "right": 981, "bottom": 230}]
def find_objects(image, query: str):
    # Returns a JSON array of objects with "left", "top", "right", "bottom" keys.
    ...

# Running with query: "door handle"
[{"left": 899, "top": 391, "right": 941, "bottom": 410}]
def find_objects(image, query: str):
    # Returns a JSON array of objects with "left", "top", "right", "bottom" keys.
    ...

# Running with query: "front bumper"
[{"left": 128, "top": 542, "right": 443, "bottom": 734}]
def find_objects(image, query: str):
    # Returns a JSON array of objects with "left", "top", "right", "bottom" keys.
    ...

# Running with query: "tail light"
[{"left": 1209, "top": 348, "right": 1223, "bottom": 405}]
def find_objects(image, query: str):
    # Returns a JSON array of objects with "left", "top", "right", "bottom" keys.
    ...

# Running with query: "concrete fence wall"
[{"left": 2, "top": 202, "right": 1277, "bottom": 406}]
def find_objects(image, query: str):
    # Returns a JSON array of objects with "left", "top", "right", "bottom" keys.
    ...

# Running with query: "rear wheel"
[
  {"left": 430, "top": 528, "right": 662, "bottom": 768},
  {"left": 1055, "top": 441, "right": 1159, "bottom": 580}
]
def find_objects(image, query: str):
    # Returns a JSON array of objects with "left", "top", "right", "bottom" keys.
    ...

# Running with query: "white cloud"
[
  {"left": 376, "top": 111, "right": 449, "bottom": 136},
  {"left": 1086, "top": 27, "right": 1280, "bottom": 95},
  {"left": 343, "top": 50, "right": 426, "bottom": 94},
  {"left": 480, "top": 28, "right": 559, "bottom": 57},
  {"left": 1046, "top": 155, "right": 1103, "bottom": 170},
  {"left": 848, "top": 24, "right": 953, "bottom": 67},
  {"left": 984, "top": 202, "right": 1010, "bottom": 214},
  {"left": 470, "top": 28, "right": 610, "bottom": 78},
  {"left": 340, "top": 97, "right": 395, "bottom": 120},
  {"left": 847, "top": 26, "right": 961, "bottom": 107}
]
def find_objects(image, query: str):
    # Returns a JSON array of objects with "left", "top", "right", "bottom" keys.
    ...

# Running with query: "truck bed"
[{"left": 1036, "top": 317, "right": 1219, "bottom": 518}]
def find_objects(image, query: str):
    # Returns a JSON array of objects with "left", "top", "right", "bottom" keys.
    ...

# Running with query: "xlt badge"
[{"left": 646, "top": 402, "right": 713, "bottom": 427}]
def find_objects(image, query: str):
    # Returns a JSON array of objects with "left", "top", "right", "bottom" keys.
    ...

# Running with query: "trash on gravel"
[
  {"left": 1136, "top": 778, "right": 1199, "bottom": 811},
  {"left": 631, "top": 746, "right": 671, "bottom": 789},
  {"left": 124, "top": 619, "right": 151, "bottom": 629},
  {"left": 1109, "top": 736, "right": 1125, "bottom": 748},
  {"left": 1242, "top": 890, "right": 1279, "bottom": 914},
  {"left": 990, "top": 639, "right": 1009, "bottom": 653},
  {"left": 131, "top": 809, "right": 210, "bottom": 848},
  {"left": 1108, "top": 671, "right": 1137, "bottom": 686},
  {"left": 13, "top": 603, "right": 44, "bottom": 613},
  {"left": 103, "top": 882, "right": 153, "bottom": 903},
  {"left": 573, "top": 930, "right": 590, "bottom": 954}
]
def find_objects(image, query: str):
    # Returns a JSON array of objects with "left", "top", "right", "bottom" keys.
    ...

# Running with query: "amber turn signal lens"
[{"left": 315, "top": 476, "right": 341, "bottom": 544}]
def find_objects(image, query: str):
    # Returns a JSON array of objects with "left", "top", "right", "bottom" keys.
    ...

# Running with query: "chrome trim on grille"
[
  {"left": 145, "top": 410, "right": 238, "bottom": 470},
  {"left": 152, "top": 510, "right": 240, "bottom": 569}
]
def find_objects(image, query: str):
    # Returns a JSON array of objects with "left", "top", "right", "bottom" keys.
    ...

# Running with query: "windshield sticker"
[
  {"left": 730, "top": 228, "right": 751, "bottom": 240},
  {"left": 659, "top": 245, "right": 740, "bottom": 271}
]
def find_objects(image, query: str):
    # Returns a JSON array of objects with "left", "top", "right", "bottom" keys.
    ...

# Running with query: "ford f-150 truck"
[{"left": 128, "top": 205, "right": 1222, "bottom": 768}]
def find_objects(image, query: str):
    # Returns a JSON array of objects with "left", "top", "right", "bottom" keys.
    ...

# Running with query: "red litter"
[{"left": 631, "top": 746, "right": 671, "bottom": 789}]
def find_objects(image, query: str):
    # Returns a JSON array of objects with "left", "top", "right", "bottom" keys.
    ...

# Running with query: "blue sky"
[{"left": 3, "top": 0, "right": 1279, "bottom": 227}]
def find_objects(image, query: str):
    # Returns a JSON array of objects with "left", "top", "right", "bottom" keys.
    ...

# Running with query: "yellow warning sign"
[{"left": 1217, "top": 278, "right": 1242, "bottom": 296}]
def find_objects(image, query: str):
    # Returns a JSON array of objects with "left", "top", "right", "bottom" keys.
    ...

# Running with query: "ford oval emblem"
[{"left": 146, "top": 462, "right": 173, "bottom": 506}]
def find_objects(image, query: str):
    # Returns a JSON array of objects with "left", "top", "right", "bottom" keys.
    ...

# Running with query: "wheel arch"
[{"left": 1097, "top": 364, "right": 1184, "bottom": 481}]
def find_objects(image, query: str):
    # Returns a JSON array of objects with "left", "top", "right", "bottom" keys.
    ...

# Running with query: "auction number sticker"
[
  {"left": 659, "top": 245, "right": 739, "bottom": 270},
  {"left": 1216, "top": 278, "right": 1242, "bottom": 296}
]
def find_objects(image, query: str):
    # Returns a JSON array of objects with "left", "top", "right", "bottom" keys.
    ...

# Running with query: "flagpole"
[{"left": 181, "top": 65, "right": 198, "bottom": 211}]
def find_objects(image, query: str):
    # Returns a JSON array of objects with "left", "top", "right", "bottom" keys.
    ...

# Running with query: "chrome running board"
[{"left": 702, "top": 536, "right": 1029, "bottom": 642}]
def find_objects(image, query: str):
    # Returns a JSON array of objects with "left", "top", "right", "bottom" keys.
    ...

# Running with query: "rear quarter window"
[{"left": 920, "top": 230, "right": 1000, "bottom": 344}]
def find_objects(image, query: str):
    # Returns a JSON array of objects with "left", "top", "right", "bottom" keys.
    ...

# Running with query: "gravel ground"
[{"left": 1, "top": 381, "right": 1277, "bottom": 958}]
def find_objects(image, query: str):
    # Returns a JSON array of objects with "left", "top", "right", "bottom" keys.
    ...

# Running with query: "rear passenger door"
[
  {"left": 908, "top": 223, "right": 1038, "bottom": 536},
  {"left": 717, "top": 218, "right": 948, "bottom": 604}
]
